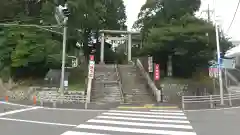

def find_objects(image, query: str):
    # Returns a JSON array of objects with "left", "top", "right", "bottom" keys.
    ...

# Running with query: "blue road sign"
[{"left": 209, "top": 58, "right": 235, "bottom": 69}]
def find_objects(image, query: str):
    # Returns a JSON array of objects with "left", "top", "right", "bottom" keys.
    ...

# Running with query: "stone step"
[
  {"left": 92, "top": 97, "right": 122, "bottom": 100},
  {"left": 118, "top": 64, "right": 155, "bottom": 103},
  {"left": 92, "top": 94, "right": 122, "bottom": 97},
  {"left": 91, "top": 64, "right": 124, "bottom": 103},
  {"left": 91, "top": 99, "right": 122, "bottom": 103},
  {"left": 124, "top": 100, "right": 154, "bottom": 103},
  {"left": 92, "top": 88, "right": 121, "bottom": 91},
  {"left": 92, "top": 93, "right": 122, "bottom": 96},
  {"left": 92, "top": 94, "right": 121, "bottom": 96},
  {"left": 92, "top": 88, "right": 121, "bottom": 90},
  {"left": 92, "top": 98, "right": 122, "bottom": 101}
]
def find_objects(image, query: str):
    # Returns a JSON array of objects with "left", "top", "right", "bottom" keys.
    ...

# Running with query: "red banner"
[
  {"left": 154, "top": 64, "right": 160, "bottom": 81},
  {"left": 89, "top": 55, "right": 94, "bottom": 61}
]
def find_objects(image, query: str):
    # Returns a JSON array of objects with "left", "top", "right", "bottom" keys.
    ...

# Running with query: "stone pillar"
[
  {"left": 100, "top": 32, "right": 105, "bottom": 64},
  {"left": 236, "top": 56, "right": 240, "bottom": 66},
  {"left": 167, "top": 55, "right": 172, "bottom": 77},
  {"left": 128, "top": 33, "right": 132, "bottom": 62}
]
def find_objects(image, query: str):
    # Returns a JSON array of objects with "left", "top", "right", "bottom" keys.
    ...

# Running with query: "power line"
[
  {"left": 0, "top": 23, "right": 62, "bottom": 35},
  {"left": 0, "top": 17, "right": 42, "bottom": 23},
  {"left": 227, "top": 0, "right": 240, "bottom": 33},
  {"left": 0, "top": 23, "right": 60, "bottom": 28}
]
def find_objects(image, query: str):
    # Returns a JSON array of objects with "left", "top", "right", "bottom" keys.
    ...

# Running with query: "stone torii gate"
[{"left": 99, "top": 30, "right": 140, "bottom": 64}]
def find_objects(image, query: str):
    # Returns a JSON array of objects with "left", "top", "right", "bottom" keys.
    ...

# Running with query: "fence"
[{"left": 182, "top": 92, "right": 240, "bottom": 109}]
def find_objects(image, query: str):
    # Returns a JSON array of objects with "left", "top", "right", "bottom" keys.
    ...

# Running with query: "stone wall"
[{"left": 6, "top": 87, "right": 85, "bottom": 102}]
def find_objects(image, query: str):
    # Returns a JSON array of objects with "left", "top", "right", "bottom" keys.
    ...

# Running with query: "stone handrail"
[
  {"left": 135, "top": 59, "right": 161, "bottom": 102},
  {"left": 115, "top": 64, "right": 125, "bottom": 103}
]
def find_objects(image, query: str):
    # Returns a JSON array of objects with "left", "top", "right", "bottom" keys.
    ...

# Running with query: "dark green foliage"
[
  {"left": 135, "top": 0, "right": 233, "bottom": 78},
  {"left": 0, "top": 0, "right": 127, "bottom": 79}
]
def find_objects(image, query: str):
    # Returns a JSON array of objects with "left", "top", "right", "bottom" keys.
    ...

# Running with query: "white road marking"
[
  {"left": 87, "top": 119, "right": 193, "bottom": 129},
  {"left": 2, "top": 100, "right": 240, "bottom": 112},
  {"left": 77, "top": 124, "right": 197, "bottom": 135},
  {"left": 61, "top": 131, "right": 109, "bottom": 135},
  {"left": 102, "top": 112, "right": 187, "bottom": 119},
  {"left": 109, "top": 110, "right": 185, "bottom": 115},
  {"left": 43, "top": 107, "right": 107, "bottom": 112},
  {"left": 97, "top": 116, "right": 190, "bottom": 123},
  {"left": 0, "top": 106, "right": 41, "bottom": 117},
  {"left": 0, "top": 117, "right": 77, "bottom": 127},
  {"left": 0, "top": 101, "right": 33, "bottom": 107},
  {"left": 0, "top": 101, "right": 108, "bottom": 112}
]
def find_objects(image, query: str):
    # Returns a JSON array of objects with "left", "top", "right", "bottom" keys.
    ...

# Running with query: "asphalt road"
[
  {"left": 0, "top": 103, "right": 29, "bottom": 113},
  {"left": 186, "top": 107, "right": 240, "bottom": 135},
  {"left": 3, "top": 100, "right": 240, "bottom": 135},
  {"left": 0, "top": 102, "right": 105, "bottom": 135},
  {"left": 0, "top": 102, "right": 198, "bottom": 135}
]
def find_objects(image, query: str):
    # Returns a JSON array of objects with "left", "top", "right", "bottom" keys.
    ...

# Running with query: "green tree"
[
  {"left": 0, "top": 0, "right": 62, "bottom": 79},
  {"left": 0, "top": 0, "right": 127, "bottom": 80},
  {"left": 135, "top": 0, "right": 232, "bottom": 78},
  {"left": 68, "top": 0, "right": 127, "bottom": 58},
  {"left": 0, "top": 0, "right": 23, "bottom": 21}
]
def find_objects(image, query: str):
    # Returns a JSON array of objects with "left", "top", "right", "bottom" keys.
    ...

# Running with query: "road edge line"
[{"left": 0, "top": 117, "right": 77, "bottom": 127}]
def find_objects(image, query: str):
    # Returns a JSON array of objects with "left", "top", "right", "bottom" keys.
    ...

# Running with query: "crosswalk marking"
[
  {"left": 109, "top": 110, "right": 185, "bottom": 115},
  {"left": 76, "top": 124, "right": 197, "bottom": 135},
  {"left": 102, "top": 112, "right": 187, "bottom": 119},
  {"left": 117, "top": 105, "right": 178, "bottom": 109},
  {"left": 150, "top": 109, "right": 183, "bottom": 113},
  {"left": 61, "top": 109, "right": 197, "bottom": 135},
  {"left": 87, "top": 119, "right": 193, "bottom": 129},
  {"left": 96, "top": 115, "right": 190, "bottom": 123},
  {"left": 61, "top": 131, "right": 109, "bottom": 135}
]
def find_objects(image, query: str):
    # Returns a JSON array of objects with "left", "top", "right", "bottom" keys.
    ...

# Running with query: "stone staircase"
[
  {"left": 118, "top": 64, "right": 155, "bottom": 103},
  {"left": 227, "top": 69, "right": 240, "bottom": 83},
  {"left": 224, "top": 68, "right": 240, "bottom": 93},
  {"left": 91, "top": 64, "right": 123, "bottom": 104}
]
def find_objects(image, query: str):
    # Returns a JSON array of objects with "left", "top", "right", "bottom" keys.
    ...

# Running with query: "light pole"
[
  {"left": 60, "top": 17, "right": 68, "bottom": 95},
  {"left": 213, "top": 0, "right": 224, "bottom": 105},
  {"left": 55, "top": 3, "right": 70, "bottom": 95}
]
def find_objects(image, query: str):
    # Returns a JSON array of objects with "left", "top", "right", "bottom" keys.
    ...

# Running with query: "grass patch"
[
  {"left": 5, "top": 65, "right": 88, "bottom": 91},
  {"left": 68, "top": 83, "right": 85, "bottom": 91},
  {"left": 68, "top": 66, "right": 87, "bottom": 91}
]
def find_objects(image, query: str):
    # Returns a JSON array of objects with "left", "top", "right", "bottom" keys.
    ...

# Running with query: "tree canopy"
[
  {"left": 67, "top": 0, "right": 126, "bottom": 57},
  {"left": 134, "top": 0, "right": 233, "bottom": 78},
  {"left": 0, "top": 0, "right": 127, "bottom": 80}
]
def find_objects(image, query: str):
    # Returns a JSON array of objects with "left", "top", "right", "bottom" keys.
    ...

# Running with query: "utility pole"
[
  {"left": 204, "top": 4, "right": 215, "bottom": 94},
  {"left": 213, "top": 0, "right": 224, "bottom": 105},
  {"left": 207, "top": 4, "right": 211, "bottom": 22},
  {"left": 202, "top": 4, "right": 213, "bottom": 23},
  {"left": 202, "top": 4, "right": 213, "bottom": 47}
]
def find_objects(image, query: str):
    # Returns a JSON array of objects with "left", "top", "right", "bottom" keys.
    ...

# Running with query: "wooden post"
[
  {"left": 228, "top": 93, "right": 232, "bottom": 106},
  {"left": 5, "top": 96, "right": 8, "bottom": 102},
  {"left": 33, "top": 96, "right": 37, "bottom": 105},
  {"left": 210, "top": 95, "right": 213, "bottom": 108},
  {"left": 182, "top": 96, "right": 185, "bottom": 109}
]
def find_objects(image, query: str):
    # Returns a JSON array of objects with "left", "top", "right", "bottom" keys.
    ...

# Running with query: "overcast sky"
[
  {"left": 123, "top": 0, "right": 146, "bottom": 30},
  {"left": 123, "top": 0, "right": 240, "bottom": 41}
]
